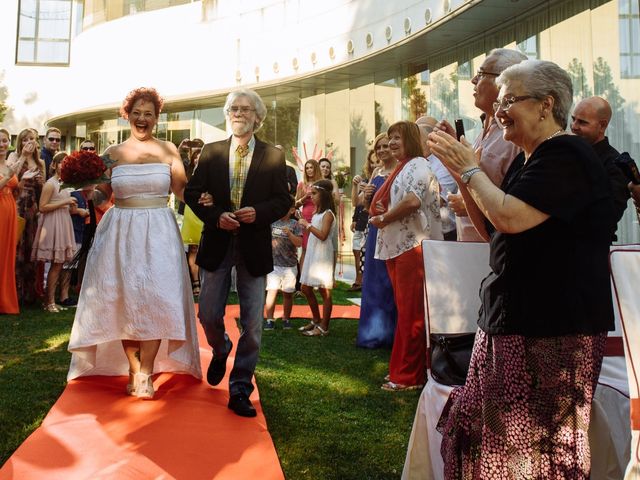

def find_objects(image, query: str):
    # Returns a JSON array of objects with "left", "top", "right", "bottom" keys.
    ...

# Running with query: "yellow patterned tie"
[{"left": 231, "top": 144, "right": 249, "bottom": 210}]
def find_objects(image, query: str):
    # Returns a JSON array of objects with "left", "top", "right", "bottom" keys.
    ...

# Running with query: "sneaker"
[
  {"left": 264, "top": 320, "right": 275, "bottom": 330},
  {"left": 59, "top": 298, "right": 78, "bottom": 307},
  {"left": 282, "top": 319, "right": 292, "bottom": 330}
]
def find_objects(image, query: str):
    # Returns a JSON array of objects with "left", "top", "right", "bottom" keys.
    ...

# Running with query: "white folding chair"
[
  {"left": 402, "top": 240, "right": 489, "bottom": 480},
  {"left": 403, "top": 241, "right": 633, "bottom": 480},
  {"left": 610, "top": 247, "right": 640, "bottom": 480}
]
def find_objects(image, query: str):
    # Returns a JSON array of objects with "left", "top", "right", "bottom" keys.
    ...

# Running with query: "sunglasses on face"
[
  {"left": 48, "top": 137, "right": 61, "bottom": 142},
  {"left": 81, "top": 146, "right": 96, "bottom": 151}
]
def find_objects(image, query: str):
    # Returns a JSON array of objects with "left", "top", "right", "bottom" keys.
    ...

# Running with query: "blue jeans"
[{"left": 198, "top": 237, "right": 266, "bottom": 396}]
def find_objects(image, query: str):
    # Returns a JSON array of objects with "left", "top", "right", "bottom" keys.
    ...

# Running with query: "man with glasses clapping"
[{"left": 442, "top": 48, "right": 526, "bottom": 241}]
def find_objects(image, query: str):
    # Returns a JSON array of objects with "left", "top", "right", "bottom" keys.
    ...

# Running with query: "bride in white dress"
[{"left": 68, "top": 88, "right": 202, "bottom": 399}]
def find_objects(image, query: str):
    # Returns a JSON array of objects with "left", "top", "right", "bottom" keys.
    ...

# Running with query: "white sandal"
[
  {"left": 126, "top": 371, "right": 137, "bottom": 396},
  {"left": 134, "top": 373, "right": 155, "bottom": 399},
  {"left": 302, "top": 325, "right": 328, "bottom": 337}
]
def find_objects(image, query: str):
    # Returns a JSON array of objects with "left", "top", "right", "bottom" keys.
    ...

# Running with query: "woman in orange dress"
[{"left": 0, "top": 128, "right": 20, "bottom": 314}]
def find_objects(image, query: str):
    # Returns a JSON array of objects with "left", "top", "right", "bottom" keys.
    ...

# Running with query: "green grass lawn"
[{"left": 0, "top": 283, "right": 420, "bottom": 479}]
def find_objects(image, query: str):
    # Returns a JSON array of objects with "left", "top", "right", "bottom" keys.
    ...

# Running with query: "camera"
[{"left": 615, "top": 152, "right": 640, "bottom": 185}]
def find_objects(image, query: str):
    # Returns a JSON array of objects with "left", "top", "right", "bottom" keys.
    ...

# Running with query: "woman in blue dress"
[{"left": 356, "top": 133, "right": 397, "bottom": 348}]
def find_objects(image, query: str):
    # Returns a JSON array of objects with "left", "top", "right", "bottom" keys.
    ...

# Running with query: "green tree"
[
  {"left": 261, "top": 98, "right": 301, "bottom": 157},
  {"left": 402, "top": 74, "right": 426, "bottom": 121},
  {"left": 374, "top": 101, "right": 389, "bottom": 136},
  {"left": 567, "top": 58, "right": 593, "bottom": 103},
  {"left": 0, "top": 72, "right": 10, "bottom": 123},
  {"left": 593, "top": 57, "right": 625, "bottom": 112}
]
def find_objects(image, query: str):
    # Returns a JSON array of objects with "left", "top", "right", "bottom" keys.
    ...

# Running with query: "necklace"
[{"left": 546, "top": 129, "right": 564, "bottom": 140}]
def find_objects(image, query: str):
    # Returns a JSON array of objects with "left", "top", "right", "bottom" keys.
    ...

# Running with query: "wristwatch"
[{"left": 461, "top": 167, "right": 482, "bottom": 185}]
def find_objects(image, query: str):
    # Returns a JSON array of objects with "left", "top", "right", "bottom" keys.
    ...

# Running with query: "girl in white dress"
[{"left": 297, "top": 179, "right": 337, "bottom": 337}]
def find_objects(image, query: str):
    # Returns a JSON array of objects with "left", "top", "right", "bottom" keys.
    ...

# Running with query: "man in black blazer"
[{"left": 185, "top": 88, "right": 290, "bottom": 417}]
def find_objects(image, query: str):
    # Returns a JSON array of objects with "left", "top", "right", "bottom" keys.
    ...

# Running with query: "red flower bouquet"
[{"left": 59, "top": 151, "right": 115, "bottom": 189}]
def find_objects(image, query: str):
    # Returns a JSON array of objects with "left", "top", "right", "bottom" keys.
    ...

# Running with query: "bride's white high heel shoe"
[
  {"left": 126, "top": 371, "right": 137, "bottom": 396},
  {"left": 134, "top": 373, "right": 155, "bottom": 399}
]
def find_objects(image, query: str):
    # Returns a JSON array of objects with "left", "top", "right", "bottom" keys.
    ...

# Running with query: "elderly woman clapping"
[{"left": 428, "top": 60, "right": 616, "bottom": 478}]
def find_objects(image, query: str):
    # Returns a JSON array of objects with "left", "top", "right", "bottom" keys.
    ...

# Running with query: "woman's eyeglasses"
[
  {"left": 493, "top": 95, "right": 537, "bottom": 112},
  {"left": 81, "top": 146, "right": 96, "bottom": 151}
]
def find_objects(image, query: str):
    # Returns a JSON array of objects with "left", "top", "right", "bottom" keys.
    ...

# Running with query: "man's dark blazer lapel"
[
  {"left": 217, "top": 138, "right": 232, "bottom": 205},
  {"left": 243, "top": 139, "right": 265, "bottom": 199}
]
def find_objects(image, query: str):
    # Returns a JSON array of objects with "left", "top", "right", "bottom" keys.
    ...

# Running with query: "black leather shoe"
[
  {"left": 228, "top": 393, "right": 257, "bottom": 417},
  {"left": 206, "top": 341, "right": 232, "bottom": 386}
]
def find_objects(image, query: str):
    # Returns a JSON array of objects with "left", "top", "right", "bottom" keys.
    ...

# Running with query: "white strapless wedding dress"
[{"left": 67, "top": 163, "right": 202, "bottom": 380}]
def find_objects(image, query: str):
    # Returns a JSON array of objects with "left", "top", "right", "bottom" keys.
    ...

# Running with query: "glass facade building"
[{"left": 40, "top": 0, "right": 640, "bottom": 244}]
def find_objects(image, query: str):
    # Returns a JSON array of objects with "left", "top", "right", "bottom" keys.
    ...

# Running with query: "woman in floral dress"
[{"left": 9, "top": 128, "right": 45, "bottom": 305}]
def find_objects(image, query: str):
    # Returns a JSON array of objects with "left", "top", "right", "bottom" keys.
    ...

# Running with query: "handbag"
[{"left": 429, "top": 333, "right": 475, "bottom": 386}]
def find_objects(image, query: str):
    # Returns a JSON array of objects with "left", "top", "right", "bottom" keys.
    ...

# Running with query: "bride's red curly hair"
[{"left": 120, "top": 87, "right": 164, "bottom": 119}]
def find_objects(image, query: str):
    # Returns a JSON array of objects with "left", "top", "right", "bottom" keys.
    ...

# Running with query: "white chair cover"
[
  {"left": 402, "top": 241, "right": 632, "bottom": 480},
  {"left": 610, "top": 247, "right": 640, "bottom": 479},
  {"left": 403, "top": 240, "right": 488, "bottom": 480}
]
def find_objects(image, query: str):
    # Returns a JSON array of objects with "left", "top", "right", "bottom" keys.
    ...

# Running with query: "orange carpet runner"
[{"left": 0, "top": 303, "right": 360, "bottom": 479}]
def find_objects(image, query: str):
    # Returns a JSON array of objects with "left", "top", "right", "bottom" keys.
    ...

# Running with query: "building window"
[
  {"left": 457, "top": 61, "right": 471, "bottom": 80},
  {"left": 619, "top": 0, "right": 640, "bottom": 78},
  {"left": 420, "top": 70, "right": 430, "bottom": 85},
  {"left": 517, "top": 35, "right": 539, "bottom": 60},
  {"left": 16, "top": 0, "right": 72, "bottom": 65}
]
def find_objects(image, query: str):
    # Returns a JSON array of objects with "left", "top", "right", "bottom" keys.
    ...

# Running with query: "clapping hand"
[
  {"left": 198, "top": 192, "right": 214, "bottom": 207},
  {"left": 21, "top": 168, "right": 39, "bottom": 180},
  {"left": 363, "top": 183, "right": 376, "bottom": 200},
  {"left": 298, "top": 218, "right": 310, "bottom": 230},
  {"left": 447, "top": 192, "right": 468, "bottom": 217},
  {"left": 427, "top": 123, "right": 476, "bottom": 175}
]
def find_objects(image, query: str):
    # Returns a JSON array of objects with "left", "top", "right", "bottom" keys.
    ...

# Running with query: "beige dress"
[{"left": 31, "top": 177, "right": 76, "bottom": 263}]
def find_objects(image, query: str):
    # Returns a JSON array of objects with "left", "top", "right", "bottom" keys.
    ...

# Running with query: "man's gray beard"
[{"left": 232, "top": 123, "right": 253, "bottom": 137}]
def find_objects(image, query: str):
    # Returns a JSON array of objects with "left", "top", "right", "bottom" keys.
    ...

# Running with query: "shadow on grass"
[
  {"left": 0, "top": 306, "right": 74, "bottom": 465},
  {"left": 257, "top": 318, "right": 420, "bottom": 480}
]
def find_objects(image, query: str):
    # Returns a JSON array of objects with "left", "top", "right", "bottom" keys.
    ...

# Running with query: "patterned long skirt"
[{"left": 437, "top": 329, "right": 606, "bottom": 480}]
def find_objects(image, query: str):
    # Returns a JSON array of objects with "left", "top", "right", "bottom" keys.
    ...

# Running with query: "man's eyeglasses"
[
  {"left": 474, "top": 70, "right": 500, "bottom": 80},
  {"left": 493, "top": 95, "right": 537, "bottom": 112},
  {"left": 48, "top": 137, "right": 61, "bottom": 142},
  {"left": 81, "top": 146, "right": 96, "bottom": 151},
  {"left": 227, "top": 106, "right": 256, "bottom": 115}
]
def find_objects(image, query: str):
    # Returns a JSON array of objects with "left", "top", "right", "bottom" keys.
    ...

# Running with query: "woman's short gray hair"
[
  {"left": 224, "top": 88, "right": 267, "bottom": 132},
  {"left": 497, "top": 60, "right": 573, "bottom": 129}
]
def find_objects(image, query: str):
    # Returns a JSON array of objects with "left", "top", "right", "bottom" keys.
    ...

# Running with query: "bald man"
[
  {"left": 571, "top": 96, "right": 630, "bottom": 231},
  {"left": 416, "top": 116, "right": 458, "bottom": 240}
]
